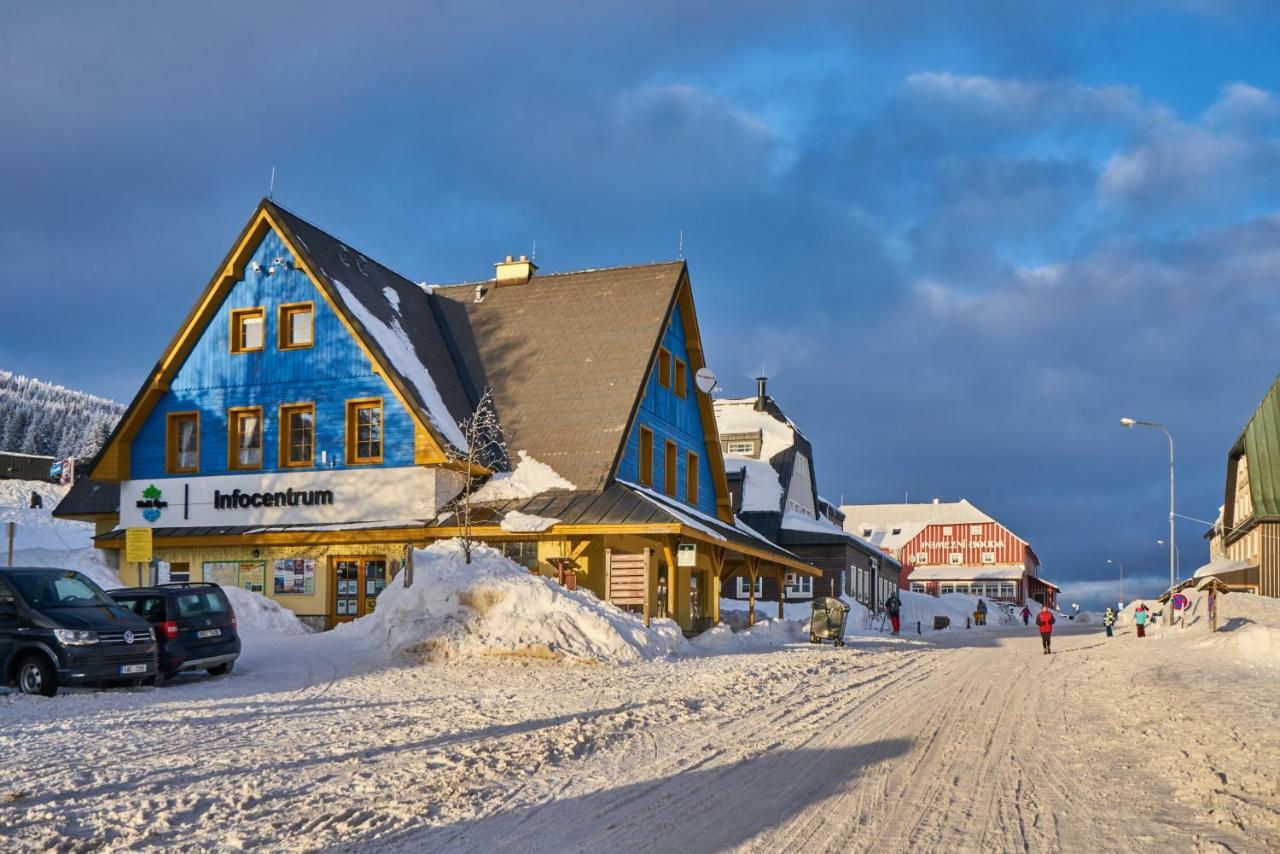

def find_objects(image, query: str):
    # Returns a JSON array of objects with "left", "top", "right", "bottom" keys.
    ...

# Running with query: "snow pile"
[
  {"left": 690, "top": 617, "right": 809, "bottom": 653},
  {"left": 895, "top": 590, "right": 1026, "bottom": 630},
  {"left": 500, "top": 510, "right": 560, "bottom": 532},
  {"left": 470, "top": 451, "right": 575, "bottom": 503},
  {"left": 222, "top": 586, "right": 315, "bottom": 635},
  {"left": 345, "top": 540, "right": 686, "bottom": 663},
  {"left": 1136, "top": 589, "right": 1280, "bottom": 666},
  {"left": 0, "top": 480, "right": 93, "bottom": 552}
]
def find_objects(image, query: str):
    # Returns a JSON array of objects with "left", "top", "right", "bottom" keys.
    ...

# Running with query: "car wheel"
[
  {"left": 207, "top": 661, "right": 234, "bottom": 676},
  {"left": 16, "top": 655, "right": 57, "bottom": 697}
]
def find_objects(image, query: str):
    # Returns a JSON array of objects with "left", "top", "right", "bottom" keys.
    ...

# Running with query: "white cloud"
[
  {"left": 1203, "top": 82, "right": 1280, "bottom": 128},
  {"left": 901, "top": 71, "right": 1150, "bottom": 127}
]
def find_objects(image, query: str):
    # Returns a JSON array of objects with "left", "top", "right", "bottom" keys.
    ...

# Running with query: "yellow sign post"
[{"left": 125, "top": 528, "right": 153, "bottom": 586}]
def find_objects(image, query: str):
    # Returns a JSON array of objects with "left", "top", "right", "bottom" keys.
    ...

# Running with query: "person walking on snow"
[
  {"left": 884, "top": 592, "right": 902, "bottom": 635},
  {"left": 1134, "top": 603, "right": 1149, "bottom": 638},
  {"left": 1020, "top": 604, "right": 1031, "bottom": 626},
  {"left": 1103, "top": 607, "right": 1116, "bottom": 638},
  {"left": 974, "top": 598, "right": 988, "bottom": 626},
  {"left": 1036, "top": 605, "right": 1055, "bottom": 654}
]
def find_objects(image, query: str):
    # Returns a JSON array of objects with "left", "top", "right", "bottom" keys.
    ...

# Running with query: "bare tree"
[{"left": 447, "top": 388, "right": 508, "bottom": 564}]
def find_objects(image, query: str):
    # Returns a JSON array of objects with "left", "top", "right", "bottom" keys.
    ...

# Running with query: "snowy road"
[{"left": 1, "top": 624, "right": 1276, "bottom": 853}]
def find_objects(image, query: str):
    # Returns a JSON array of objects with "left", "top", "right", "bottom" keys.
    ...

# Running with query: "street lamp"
[
  {"left": 1120, "top": 417, "right": 1176, "bottom": 616},
  {"left": 1107, "top": 559, "right": 1125, "bottom": 608},
  {"left": 1157, "top": 539, "right": 1180, "bottom": 581}
]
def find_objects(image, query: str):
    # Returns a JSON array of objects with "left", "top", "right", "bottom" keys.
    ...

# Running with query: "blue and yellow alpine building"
[{"left": 56, "top": 200, "right": 816, "bottom": 631}]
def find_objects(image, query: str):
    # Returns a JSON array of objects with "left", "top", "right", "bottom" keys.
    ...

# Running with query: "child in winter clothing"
[
  {"left": 1035, "top": 606, "right": 1055, "bottom": 653},
  {"left": 1103, "top": 607, "right": 1115, "bottom": 638},
  {"left": 1134, "top": 603, "right": 1148, "bottom": 637},
  {"left": 1020, "top": 605, "right": 1031, "bottom": 626}
]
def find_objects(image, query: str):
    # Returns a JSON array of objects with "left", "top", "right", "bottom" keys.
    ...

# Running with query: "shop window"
[
  {"left": 674, "top": 358, "right": 687, "bottom": 398},
  {"left": 166, "top": 412, "right": 199, "bottom": 473},
  {"left": 736, "top": 576, "right": 764, "bottom": 597},
  {"left": 911, "top": 582, "right": 928, "bottom": 594},
  {"left": 228, "top": 407, "right": 263, "bottom": 470},
  {"left": 230, "top": 307, "right": 265, "bottom": 353},
  {"left": 278, "top": 302, "right": 314, "bottom": 349},
  {"left": 639, "top": 427, "right": 654, "bottom": 487},
  {"left": 168, "top": 562, "right": 190, "bottom": 584},
  {"left": 940, "top": 584, "right": 956, "bottom": 594},
  {"left": 499, "top": 541, "right": 540, "bottom": 571},
  {"left": 664, "top": 440, "right": 677, "bottom": 496},
  {"left": 1000, "top": 583, "right": 1015, "bottom": 599},
  {"left": 686, "top": 451, "right": 699, "bottom": 505},
  {"left": 657, "top": 348, "right": 672, "bottom": 389},
  {"left": 346, "top": 399, "right": 383, "bottom": 464},
  {"left": 280, "top": 403, "right": 315, "bottom": 467}
]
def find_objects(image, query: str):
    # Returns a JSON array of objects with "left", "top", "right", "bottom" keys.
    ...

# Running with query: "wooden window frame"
[
  {"left": 278, "top": 302, "right": 315, "bottom": 351},
  {"left": 686, "top": 451, "right": 698, "bottom": 505},
  {"left": 638, "top": 426, "right": 654, "bottom": 488},
  {"left": 230, "top": 307, "right": 266, "bottom": 354},
  {"left": 165, "top": 411, "right": 200, "bottom": 474},
  {"left": 227, "top": 406, "right": 264, "bottom": 471},
  {"left": 663, "top": 439, "right": 677, "bottom": 496},
  {"left": 346, "top": 398, "right": 384, "bottom": 465},
  {"left": 674, "top": 357, "right": 687, "bottom": 399},
  {"left": 279, "top": 402, "right": 315, "bottom": 468},
  {"left": 657, "top": 348, "right": 672, "bottom": 389}
]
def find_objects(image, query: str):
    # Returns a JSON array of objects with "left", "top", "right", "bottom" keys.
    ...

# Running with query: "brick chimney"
[
  {"left": 495, "top": 254, "right": 537, "bottom": 285},
  {"left": 754, "top": 376, "right": 768, "bottom": 411}
]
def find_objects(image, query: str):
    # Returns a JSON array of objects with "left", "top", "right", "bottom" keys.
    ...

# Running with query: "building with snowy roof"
[
  {"left": 714, "top": 379, "right": 902, "bottom": 613},
  {"left": 55, "top": 199, "right": 817, "bottom": 632},
  {"left": 840, "top": 498, "right": 1057, "bottom": 608}
]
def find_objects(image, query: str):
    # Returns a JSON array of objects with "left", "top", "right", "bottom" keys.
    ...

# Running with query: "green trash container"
[{"left": 810, "top": 596, "right": 850, "bottom": 647}]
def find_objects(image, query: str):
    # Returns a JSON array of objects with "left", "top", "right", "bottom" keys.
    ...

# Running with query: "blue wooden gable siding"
[
  {"left": 131, "top": 229, "right": 416, "bottom": 478},
  {"left": 616, "top": 302, "right": 719, "bottom": 517}
]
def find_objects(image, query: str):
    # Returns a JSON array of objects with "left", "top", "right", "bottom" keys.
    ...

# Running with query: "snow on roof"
[
  {"left": 331, "top": 278, "right": 469, "bottom": 451},
  {"left": 780, "top": 509, "right": 846, "bottom": 536},
  {"left": 500, "top": 510, "right": 561, "bottom": 533},
  {"left": 1193, "top": 557, "right": 1255, "bottom": 580},
  {"left": 713, "top": 397, "right": 800, "bottom": 513},
  {"left": 839, "top": 499, "right": 999, "bottom": 552},
  {"left": 909, "top": 565, "right": 1026, "bottom": 581},
  {"left": 470, "top": 451, "right": 576, "bottom": 503}
]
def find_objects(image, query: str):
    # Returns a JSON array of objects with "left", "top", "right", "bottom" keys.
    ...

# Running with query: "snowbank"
[
  {"left": 0, "top": 480, "right": 93, "bottom": 552},
  {"left": 470, "top": 451, "right": 575, "bottom": 503},
  {"left": 1132, "top": 588, "right": 1280, "bottom": 666},
  {"left": 344, "top": 540, "right": 685, "bottom": 664},
  {"left": 222, "top": 586, "right": 315, "bottom": 635},
  {"left": 689, "top": 617, "right": 809, "bottom": 653}
]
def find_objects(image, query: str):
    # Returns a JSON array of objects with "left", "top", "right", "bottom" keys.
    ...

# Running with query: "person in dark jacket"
[
  {"left": 974, "top": 598, "right": 988, "bottom": 626},
  {"left": 1103, "top": 607, "right": 1116, "bottom": 638},
  {"left": 1020, "top": 604, "right": 1031, "bottom": 626},
  {"left": 1036, "top": 605, "right": 1055, "bottom": 653},
  {"left": 884, "top": 592, "right": 902, "bottom": 635},
  {"left": 29, "top": 490, "right": 42, "bottom": 509}
]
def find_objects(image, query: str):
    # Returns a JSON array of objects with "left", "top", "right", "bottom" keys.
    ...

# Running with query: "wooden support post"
[
  {"left": 662, "top": 539, "right": 679, "bottom": 623},
  {"left": 5, "top": 521, "right": 12, "bottom": 567},
  {"left": 642, "top": 547, "right": 654, "bottom": 627},
  {"left": 777, "top": 565, "right": 785, "bottom": 621},
  {"left": 746, "top": 556, "right": 759, "bottom": 627},
  {"left": 709, "top": 547, "right": 726, "bottom": 625}
]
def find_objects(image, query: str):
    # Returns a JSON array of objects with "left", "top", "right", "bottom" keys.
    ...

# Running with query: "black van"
[
  {"left": 0, "top": 567, "right": 158, "bottom": 696},
  {"left": 109, "top": 583, "right": 240, "bottom": 680}
]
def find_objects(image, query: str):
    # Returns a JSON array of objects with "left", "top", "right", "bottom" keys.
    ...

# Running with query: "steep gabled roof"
[
  {"left": 839, "top": 499, "right": 996, "bottom": 552},
  {"left": 1227, "top": 374, "right": 1280, "bottom": 523},
  {"left": 433, "top": 262, "right": 689, "bottom": 492}
]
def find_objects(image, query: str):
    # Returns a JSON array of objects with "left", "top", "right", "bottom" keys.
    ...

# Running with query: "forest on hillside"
[{"left": 0, "top": 370, "right": 123, "bottom": 459}]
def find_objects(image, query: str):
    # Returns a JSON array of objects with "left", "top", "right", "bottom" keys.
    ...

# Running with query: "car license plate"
[
  {"left": 196, "top": 628, "right": 221, "bottom": 638},
  {"left": 119, "top": 664, "right": 148, "bottom": 675}
]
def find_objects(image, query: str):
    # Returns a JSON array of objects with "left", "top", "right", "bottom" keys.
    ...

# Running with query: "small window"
[
  {"left": 911, "top": 583, "right": 928, "bottom": 594},
  {"left": 664, "top": 439, "right": 677, "bottom": 496},
  {"left": 280, "top": 403, "right": 315, "bottom": 467},
  {"left": 166, "top": 412, "right": 199, "bottom": 473},
  {"left": 981, "top": 552, "right": 995, "bottom": 564},
  {"left": 230, "top": 307, "right": 265, "bottom": 353},
  {"left": 279, "top": 302, "right": 314, "bottom": 349},
  {"left": 915, "top": 552, "right": 928, "bottom": 563},
  {"left": 168, "top": 562, "right": 191, "bottom": 584},
  {"left": 948, "top": 552, "right": 963, "bottom": 565},
  {"left": 942, "top": 526, "right": 953, "bottom": 536},
  {"left": 862, "top": 528, "right": 872, "bottom": 537},
  {"left": 657, "top": 348, "right": 672, "bottom": 389},
  {"left": 970, "top": 525, "right": 983, "bottom": 536},
  {"left": 228, "top": 407, "right": 263, "bottom": 470},
  {"left": 638, "top": 427, "right": 654, "bottom": 488},
  {"left": 726, "top": 440, "right": 756, "bottom": 455},
  {"left": 674, "top": 358, "right": 687, "bottom": 398},
  {"left": 499, "top": 541, "right": 539, "bottom": 570},
  {"left": 940, "top": 584, "right": 955, "bottom": 594},
  {"left": 737, "top": 576, "right": 764, "bottom": 597},
  {"left": 784, "top": 573, "right": 813, "bottom": 597},
  {"left": 891, "top": 527, "right": 901, "bottom": 535},
  {"left": 686, "top": 451, "right": 699, "bottom": 505},
  {"left": 346, "top": 399, "right": 383, "bottom": 464}
]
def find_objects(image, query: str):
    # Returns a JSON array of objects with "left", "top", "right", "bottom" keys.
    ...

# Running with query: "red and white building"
[{"left": 838, "top": 498, "right": 1058, "bottom": 608}]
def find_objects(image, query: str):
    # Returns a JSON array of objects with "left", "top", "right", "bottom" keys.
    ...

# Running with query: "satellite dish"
[{"left": 695, "top": 367, "right": 717, "bottom": 394}]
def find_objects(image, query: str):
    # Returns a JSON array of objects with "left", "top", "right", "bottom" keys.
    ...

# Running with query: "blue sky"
[{"left": 4, "top": 1, "right": 1280, "bottom": 607}]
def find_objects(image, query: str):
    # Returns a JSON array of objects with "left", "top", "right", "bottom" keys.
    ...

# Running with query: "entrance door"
[{"left": 330, "top": 557, "right": 389, "bottom": 625}]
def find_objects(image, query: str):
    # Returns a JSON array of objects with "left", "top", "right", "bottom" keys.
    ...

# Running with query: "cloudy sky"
[{"left": 5, "top": 1, "right": 1280, "bottom": 606}]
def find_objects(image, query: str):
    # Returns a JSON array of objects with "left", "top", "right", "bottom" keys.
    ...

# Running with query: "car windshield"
[{"left": 6, "top": 571, "right": 116, "bottom": 609}]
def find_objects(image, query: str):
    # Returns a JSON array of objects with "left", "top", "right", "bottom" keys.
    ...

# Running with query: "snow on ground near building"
[
  {"left": 0, "top": 480, "right": 91, "bottom": 552},
  {"left": 340, "top": 540, "right": 686, "bottom": 663},
  {"left": 468, "top": 450, "right": 575, "bottom": 503},
  {"left": 1114, "top": 587, "right": 1280, "bottom": 666},
  {"left": 222, "top": 586, "right": 315, "bottom": 635}
]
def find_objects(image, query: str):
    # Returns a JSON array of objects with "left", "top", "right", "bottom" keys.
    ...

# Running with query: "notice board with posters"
[
  {"left": 202, "top": 561, "right": 266, "bottom": 593},
  {"left": 273, "top": 558, "right": 317, "bottom": 595}
]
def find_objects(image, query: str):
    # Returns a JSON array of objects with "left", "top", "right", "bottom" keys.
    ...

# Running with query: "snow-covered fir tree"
[{"left": 0, "top": 370, "right": 124, "bottom": 459}]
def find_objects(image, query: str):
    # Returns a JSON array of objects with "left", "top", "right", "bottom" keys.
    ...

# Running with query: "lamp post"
[
  {"left": 1107, "top": 558, "right": 1124, "bottom": 608},
  {"left": 1157, "top": 539, "right": 1180, "bottom": 582},
  {"left": 1120, "top": 417, "right": 1175, "bottom": 618}
]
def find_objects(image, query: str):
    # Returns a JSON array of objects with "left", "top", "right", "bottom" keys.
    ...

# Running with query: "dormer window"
[
  {"left": 230, "top": 307, "right": 265, "bottom": 353},
  {"left": 279, "top": 302, "right": 314, "bottom": 349}
]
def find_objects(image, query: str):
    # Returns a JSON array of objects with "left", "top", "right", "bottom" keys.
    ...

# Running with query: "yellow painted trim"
[
  {"left": 165, "top": 411, "right": 200, "bottom": 474},
  {"left": 277, "top": 301, "right": 316, "bottom": 351},
  {"left": 229, "top": 306, "right": 265, "bottom": 354},
  {"left": 278, "top": 401, "right": 315, "bottom": 468},
  {"left": 227, "top": 405, "right": 264, "bottom": 471},
  {"left": 345, "top": 397, "right": 384, "bottom": 465}
]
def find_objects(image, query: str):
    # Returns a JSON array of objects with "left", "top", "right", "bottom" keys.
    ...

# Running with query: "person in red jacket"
[{"left": 1035, "top": 605, "right": 1056, "bottom": 654}]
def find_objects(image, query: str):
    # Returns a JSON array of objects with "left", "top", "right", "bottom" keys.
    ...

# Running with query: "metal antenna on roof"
[
  {"left": 531, "top": 240, "right": 537, "bottom": 262},
  {"left": 268, "top": 166, "right": 276, "bottom": 200},
  {"left": 678, "top": 230, "right": 684, "bottom": 260}
]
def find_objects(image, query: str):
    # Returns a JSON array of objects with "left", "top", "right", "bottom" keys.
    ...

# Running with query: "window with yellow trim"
[
  {"left": 278, "top": 303, "right": 314, "bottom": 350},
  {"left": 639, "top": 427, "right": 654, "bottom": 488},
  {"left": 664, "top": 439, "right": 677, "bottom": 496},
  {"left": 230, "top": 308, "right": 265, "bottom": 353},
  {"left": 657, "top": 348, "right": 672, "bottom": 389},
  {"left": 674, "top": 358, "right": 687, "bottom": 398},
  {"left": 280, "top": 403, "right": 314, "bottom": 467},
  {"left": 228, "top": 407, "right": 263, "bottom": 470},
  {"left": 166, "top": 412, "right": 199, "bottom": 473},
  {"left": 686, "top": 451, "right": 698, "bottom": 505},
  {"left": 346, "top": 400, "right": 383, "bottom": 464}
]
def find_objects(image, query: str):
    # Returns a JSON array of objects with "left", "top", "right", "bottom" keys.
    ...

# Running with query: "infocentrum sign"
[{"left": 213, "top": 488, "right": 334, "bottom": 510}]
